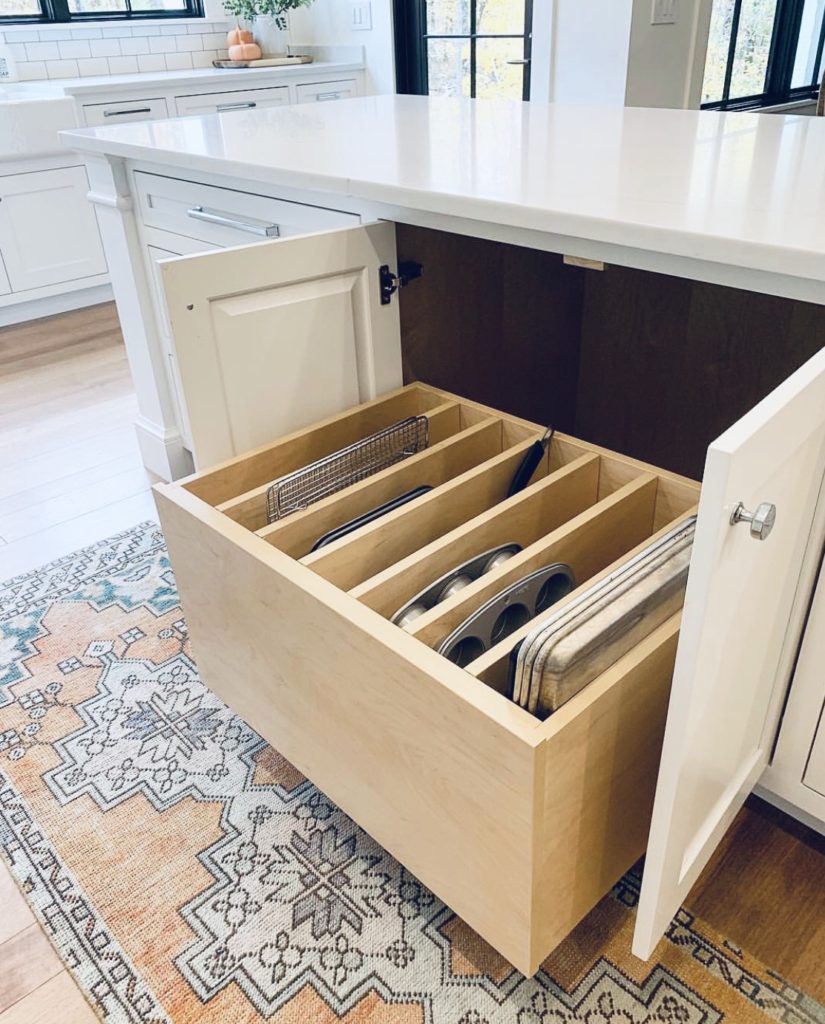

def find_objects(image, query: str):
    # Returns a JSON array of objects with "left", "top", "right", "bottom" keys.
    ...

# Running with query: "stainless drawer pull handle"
[
  {"left": 103, "top": 107, "right": 153, "bottom": 117},
  {"left": 217, "top": 101, "right": 257, "bottom": 111},
  {"left": 315, "top": 91, "right": 343, "bottom": 100},
  {"left": 730, "top": 501, "right": 776, "bottom": 541},
  {"left": 506, "top": 58, "right": 531, "bottom": 65},
  {"left": 186, "top": 205, "right": 280, "bottom": 237}
]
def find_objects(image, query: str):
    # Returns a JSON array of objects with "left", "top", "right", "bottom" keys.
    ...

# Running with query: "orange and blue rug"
[{"left": 1, "top": 521, "right": 823, "bottom": 1023}]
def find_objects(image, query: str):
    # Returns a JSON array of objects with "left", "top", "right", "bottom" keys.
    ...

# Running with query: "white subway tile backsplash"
[
  {"left": 16, "top": 61, "right": 48, "bottom": 80},
  {"left": 58, "top": 39, "right": 92, "bottom": 58},
  {"left": 164, "top": 51, "right": 192, "bottom": 70},
  {"left": 89, "top": 37, "right": 121, "bottom": 56},
  {"left": 77, "top": 57, "right": 110, "bottom": 75},
  {"left": 149, "top": 35, "right": 176, "bottom": 52},
  {"left": 120, "top": 36, "right": 150, "bottom": 55},
  {"left": 8, "top": 19, "right": 247, "bottom": 81},
  {"left": 46, "top": 58, "right": 79, "bottom": 77},
  {"left": 5, "top": 30, "right": 40, "bottom": 42},
  {"left": 25, "top": 41, "right": 60, "bottom": 60},
  {"left": 175, "top": 33, "right": 202, "bottom": 51},
  {"left": 107, "top": 54, "right": 139, "bottom": 73},
  {"left": 136, "top": 52, "right": 166, "bottom": 71}
]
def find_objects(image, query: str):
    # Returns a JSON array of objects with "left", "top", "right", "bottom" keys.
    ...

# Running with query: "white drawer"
[
  {"left": 174, "top": 85, "right": 290, "bottom": 118},
  {"left": 295, "top": 78, "right": 359, "bottom": 103},
  {"left": 134, "top": 171, "right": 359, "bottom": 248},
  {"left": 82, "top": 96, "right": 169, "bottom": 127}
]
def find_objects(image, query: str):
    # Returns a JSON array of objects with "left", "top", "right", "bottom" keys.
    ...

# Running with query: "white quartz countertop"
[{"left": 61, "top": 94, "right": 825, "bottom": 288}]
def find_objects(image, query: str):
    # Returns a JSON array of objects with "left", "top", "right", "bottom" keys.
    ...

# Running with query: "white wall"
[
  {"left": 545, "top": 0, "right": 634, "bottom": 105},
  {"left": 625, "top": 0, "right": 713, "bottom": 108},
  {"left": 289, "top": 0, "right": 395, "bottom": 94}
]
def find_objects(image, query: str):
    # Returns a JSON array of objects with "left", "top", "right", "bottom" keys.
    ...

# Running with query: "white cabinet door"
[
  {"left": 633, "top": 346, "right": 825, "bottom": 959},
  {"left": 159, "top": 222, "right": 403, "bottom": 468},
  {"left": 0, "top": 254, "right": 10, "bottom": 296},
  {"left": 0, "top": 166, "right": 107, "bottom": 293},
  {"left": 174, "top": 86, "right": 290, "bottom": 117}
]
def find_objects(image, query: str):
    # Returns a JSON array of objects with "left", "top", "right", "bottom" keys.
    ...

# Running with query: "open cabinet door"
[
  {"left": 633, "top": 346, "right": 825, "bottom": 960},
  {"left": 159, "top": 222, "right": 402, "bottom": 469}
]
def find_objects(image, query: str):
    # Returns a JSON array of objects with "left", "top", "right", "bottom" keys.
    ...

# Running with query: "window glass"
[
  {"left": 791, "top": 0, "right": 825, "bottom": 87},
  {"left": 703, "top": 0, "right": 737, "bottom": 103},
  {"left": 427, "top": 37, "right": 471, "bottom": 96},
  {"left": 0, "top": 0, "right": 41, "bottom": 15},
  {"left": 426, "top": 0, "right": 470, "bottom": 35},
  {"left": 475, "top": 36, "right": 524, "bottom": 99},
  {"left": 476, "top": 0, "right": 525, "bottom": 35},
  {"left": 728, "top": 0, "right": 779, "bottom": 99}
]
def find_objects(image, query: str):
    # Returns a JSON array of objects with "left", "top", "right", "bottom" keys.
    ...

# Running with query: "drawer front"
[
  {"left": 134, "top": 171, "right": 359, "bottom": 248},
  {"left": 174, "top": 85, "right": 290, "bottom": 117},
  {"left": 155, "top": 382, "right": 701, "bottom": 974},
  {"left": 82, "top": 96, "right": 169, "bottom": 127},
  {"left": 295, "top": 78, "right": 359, "bottom": 103}
]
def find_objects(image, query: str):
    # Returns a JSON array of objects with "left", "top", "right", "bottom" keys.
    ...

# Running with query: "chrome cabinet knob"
[{"left": 730, "top": 501, "right": 776, "bottom": 541}]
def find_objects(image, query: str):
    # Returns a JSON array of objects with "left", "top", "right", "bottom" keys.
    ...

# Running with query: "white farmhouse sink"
[{"left": 0, "top": 85, "right": 77, "bottom": 159}]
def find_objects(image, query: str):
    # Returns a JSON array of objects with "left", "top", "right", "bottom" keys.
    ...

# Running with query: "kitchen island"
[{"left": 61, "top": 95, "right": 825, "bottom": 972}]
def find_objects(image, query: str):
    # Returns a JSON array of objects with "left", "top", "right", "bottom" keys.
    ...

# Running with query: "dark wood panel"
[
  {"left": 575, "top": 266, "right": 825, "bottom": 478},
  {"left": 396, "top": 224, "right": 585, "bottom": 432}
]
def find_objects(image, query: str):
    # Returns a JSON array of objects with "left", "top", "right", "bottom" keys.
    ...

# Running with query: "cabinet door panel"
[
  {"left": 0, "top": 254, "right": 10, "bottom": 296},
  {"left": 159, "top": 222, "right": 403, "bottom": 468},
  {"left": 633, "top": 346, "right": 825, "bottom": 959},
  {"left": 0, "top": 166, "right": 107, "bottom": 292}
]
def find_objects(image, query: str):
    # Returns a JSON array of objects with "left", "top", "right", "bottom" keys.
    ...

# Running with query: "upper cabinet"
[{"left": 0, "top": 165, "right": 107, "bottom": 293}]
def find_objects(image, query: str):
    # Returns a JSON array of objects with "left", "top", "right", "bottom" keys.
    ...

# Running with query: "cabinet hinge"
[{"left": 380, "top": 261, "right": 423, "bottom": 305}]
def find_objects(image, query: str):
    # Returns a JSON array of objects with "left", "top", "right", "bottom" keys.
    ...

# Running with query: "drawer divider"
[
  {"left": 466, "top": 505, "right": 699, "bottom": 693},
  {"left": 257, "top": 416, "right": 504, "bottom": 557},
  {"left": 183, "top": 382, "right": 449, "bottom": 506},
  {"left": 407, "top": 472, "right": 658, "bottom": 651},
  {"left": 350, "top": 452, "right": 602, "bottom": 617},
  {"left": 300, "top": 435, "right": 547, "bottom": 589},
  {"left": 217, "top": 399, "right": 463, "bottom": 531}
]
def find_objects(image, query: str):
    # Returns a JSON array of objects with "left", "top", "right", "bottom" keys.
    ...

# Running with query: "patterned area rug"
[{"left": 1, "top": 522, "right": 824, "bottom": 1024}]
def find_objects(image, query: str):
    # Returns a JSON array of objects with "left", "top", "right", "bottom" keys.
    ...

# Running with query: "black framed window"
[
  {"left": 702, "top": 0, "right": 825, "bottom": 109},
  {"left": 394, "top": 0, "right": 532, "bottom": 101},
  {"left": 0, "top": 0, "right": 202, "bottom": 23}
]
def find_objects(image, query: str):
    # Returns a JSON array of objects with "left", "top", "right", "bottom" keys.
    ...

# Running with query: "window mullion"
[
  {"left": 469, "top": 0, "right": 477, "bottom": 99},
  {"left": 722, "top": 0, "right": 744, "bottom": 102}
]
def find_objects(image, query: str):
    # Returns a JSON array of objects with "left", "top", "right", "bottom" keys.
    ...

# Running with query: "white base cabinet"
[{"left": 0, "top": 165, "right": 107, "bottom": 293}]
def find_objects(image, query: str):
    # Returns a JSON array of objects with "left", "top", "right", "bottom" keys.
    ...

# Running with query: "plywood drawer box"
[{"left": 155, "top": 382, "right": 701, "bottom": 974}]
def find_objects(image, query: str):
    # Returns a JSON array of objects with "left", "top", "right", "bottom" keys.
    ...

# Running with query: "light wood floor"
[
  {"left": 0, "top": 306, "right": 823, "bottom": 1019},
  {"left": 0, "top": 303, "right": 159, "bottom": 582}
]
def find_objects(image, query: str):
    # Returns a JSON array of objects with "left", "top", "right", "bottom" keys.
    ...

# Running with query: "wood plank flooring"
[{"left": 0, "top": 303, "right": 159, "bottom": 582}]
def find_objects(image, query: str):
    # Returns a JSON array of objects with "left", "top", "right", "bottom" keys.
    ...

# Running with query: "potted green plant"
[{"left": 222, "top": 0, "right": 315, "bottom": 56}]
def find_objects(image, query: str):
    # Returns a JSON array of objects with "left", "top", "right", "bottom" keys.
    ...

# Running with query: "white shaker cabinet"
[
  {"left": 0, "top": 165, "right": 107, "bottom": 293},
  {"left": 0, "top": 255, "right": 10, "bottom": 296},
  {"left": 173, "top": 85, "right": 290, "bottom": 117}
]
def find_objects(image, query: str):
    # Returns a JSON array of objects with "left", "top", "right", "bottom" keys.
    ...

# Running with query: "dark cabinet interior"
[{"left": 397, "top": 223, "right": 825, "bottom": 479}]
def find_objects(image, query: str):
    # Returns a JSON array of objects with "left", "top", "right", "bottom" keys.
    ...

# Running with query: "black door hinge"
[{"left": 380, "top": 260, "right": 423, "bottom": 305}]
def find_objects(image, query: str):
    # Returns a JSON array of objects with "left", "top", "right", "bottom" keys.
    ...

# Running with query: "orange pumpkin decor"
[
  {"left": 228, "top": 40, "right": 262, "bottom": 60},
  {"left": 227, "top": 26, "right": 254, "bottom": 45}
]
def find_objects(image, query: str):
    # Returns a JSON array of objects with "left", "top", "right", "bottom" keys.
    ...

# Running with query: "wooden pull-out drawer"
[{"left": 155, "top": 382, "right": 700, "bottom": 974}]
